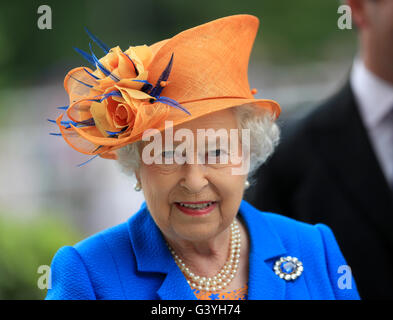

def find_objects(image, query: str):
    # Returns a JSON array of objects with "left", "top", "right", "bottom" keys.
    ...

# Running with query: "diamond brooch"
[{"left": 274, "top": 256, "right": 304, "bottom": 281}]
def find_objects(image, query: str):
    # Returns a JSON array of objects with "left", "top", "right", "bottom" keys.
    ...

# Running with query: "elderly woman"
[{"left": 46, "top": 15, "right": 360, "bottom": 300}]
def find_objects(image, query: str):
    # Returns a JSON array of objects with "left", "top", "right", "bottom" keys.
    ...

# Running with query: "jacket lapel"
[
  {"left": 128, "top": 203, "right": 196, "bottom": 300},
  {"left": 239, "top": 201, "right": 287, "bottom": 299},
  {"left": 156, "top": 262, "right": 197, "bottom": 300}
]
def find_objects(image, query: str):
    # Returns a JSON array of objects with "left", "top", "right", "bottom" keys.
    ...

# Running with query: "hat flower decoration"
[{"left": 49, "top": 28, "right": 190, "bottom": 166}]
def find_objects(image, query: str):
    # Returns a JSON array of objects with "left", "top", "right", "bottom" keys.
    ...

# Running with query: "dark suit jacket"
[{"left": 246, "top": 82, "right": 393, "bottom": 299}]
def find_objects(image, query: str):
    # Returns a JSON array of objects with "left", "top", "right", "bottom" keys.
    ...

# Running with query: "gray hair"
[{"left": 116, "top": 104, "right": 280, "bottom": 183}]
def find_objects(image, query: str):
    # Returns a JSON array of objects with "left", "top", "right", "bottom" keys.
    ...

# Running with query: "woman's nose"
[{"left": 179, "top": 163, "right": 209, "bottom": 193}]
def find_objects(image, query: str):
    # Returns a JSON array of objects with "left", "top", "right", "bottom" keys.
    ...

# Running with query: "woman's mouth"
[{"left": 174, "top": 201, "right": 217, "bottom": 216}]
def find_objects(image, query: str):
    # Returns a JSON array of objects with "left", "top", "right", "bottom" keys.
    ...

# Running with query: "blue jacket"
[{"left": 46, "top": 200, "right": 360, "bottom": 300}]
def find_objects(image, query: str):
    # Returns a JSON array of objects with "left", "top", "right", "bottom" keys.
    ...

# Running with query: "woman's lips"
[{"left": 174, "top": 201, "right": 217, "bottom": 216}]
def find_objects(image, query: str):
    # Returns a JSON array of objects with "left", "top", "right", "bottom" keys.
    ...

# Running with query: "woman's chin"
[{"left": 170, "top": 219, "right": 220, "bottom": 242}]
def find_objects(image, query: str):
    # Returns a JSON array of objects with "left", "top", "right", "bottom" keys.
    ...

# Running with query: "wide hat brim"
[{"left": 97, "top": 97, "right": 280, "bottom": 159}]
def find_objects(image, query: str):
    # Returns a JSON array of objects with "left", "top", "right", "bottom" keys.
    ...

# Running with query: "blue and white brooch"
[{"left": 274, "top": 256, "right": 304, "bottom": 281}]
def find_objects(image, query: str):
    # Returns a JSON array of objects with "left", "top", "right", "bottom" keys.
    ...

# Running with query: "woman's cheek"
[{"left": 215, "top": 175, "right": 245, "bottom": 211}]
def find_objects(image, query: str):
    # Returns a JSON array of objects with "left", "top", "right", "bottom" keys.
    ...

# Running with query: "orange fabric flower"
[{"left": 55, "top": 43, "right": 172, "bottom": 158}]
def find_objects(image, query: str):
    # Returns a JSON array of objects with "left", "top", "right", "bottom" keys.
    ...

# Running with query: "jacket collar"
[{"left": 128, "top": 200, "right": 287, "bottom": 299}]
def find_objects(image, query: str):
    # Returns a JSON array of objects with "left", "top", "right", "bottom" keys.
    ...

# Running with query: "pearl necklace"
[{"left": 166, "top": 220, "right": 241, "bottom": 292}]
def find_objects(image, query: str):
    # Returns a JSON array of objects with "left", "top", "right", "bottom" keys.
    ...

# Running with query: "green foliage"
[{"left": 0, "top": 212, "right": 82, "bottom": 300}]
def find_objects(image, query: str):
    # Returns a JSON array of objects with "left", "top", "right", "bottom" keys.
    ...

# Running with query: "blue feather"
[
  {"left": 77, "top": 117, "right": 96, "bottom": 126},
  {"left": 156, "top": 96, "right": 191, "bottom": 115},
  {"left": 106, "top": 131, "right": 119, "bottom": 135},
  {"left": 122, "top": 53, "right": 139, "bottom": 76},
  {"left": 105, "top": 126, "right": 128, "bottom": 136},
  {"left": 57, "top": 105, "right": 69, "bottom": 110},
  {"left": 76, "top": 144, "right": 105, "bottom": 167},
  {"left": 48, "top": 118, "right": 76, "bottom": 129},
  {"left": 73, "top": 47, "right": 95, "bottom": 66},
  {"left": 69, "top": 75, "right": 93, "bottom": 88},
  {"left": 84, "top": 27, "right": 110, "bottom": 54},
  {"left": 83, "top": 68, "right": 101, "bottom": 80},
  {"left": 92, "top": 145, "right": 103, "bottom": 153},
  {"left": 132, "top": 79, "right": 151, "bottom": 84},
  {"left": 76, "top": 154, "right": 100, "bottom": 167},
  {"left": 133, "top": 79, "right": 154, "bottom": 94},
  {"left": 99, "top": 90, "right": 122, "bottom": 102},
  {"left": 89, "top": 43, "right": 120, "bottom": 82},
  {"left": 49, "top": 132, "right": 62, "bottom": 136},
  {"left": 150, "top": 53, "right": 174, "bottom": 98},
  {"left": 47, "top": 119, "right": 60, "bottom": 124},
  {"left": 141, "top": 82, "right": 153, "bottom": 93},
  {"left": 48, "top": 118, "right": 95, "bottom": 129}
]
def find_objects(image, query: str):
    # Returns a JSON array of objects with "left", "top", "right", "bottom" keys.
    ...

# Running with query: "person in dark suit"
[{"left": 246, "top": 0, "right": 393, "bottom": 299}]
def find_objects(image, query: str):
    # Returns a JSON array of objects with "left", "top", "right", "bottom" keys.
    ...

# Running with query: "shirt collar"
[{"left": 350, "top": 57, "right": 393, "bottom": 128}]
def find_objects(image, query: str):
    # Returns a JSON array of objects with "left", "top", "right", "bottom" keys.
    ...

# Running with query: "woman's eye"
[
  {"left": 162, "top": 150, "right": 175, "bottom": 158},
  {"left": 208, "top": 149, "right": 222, "bottom": 157}
]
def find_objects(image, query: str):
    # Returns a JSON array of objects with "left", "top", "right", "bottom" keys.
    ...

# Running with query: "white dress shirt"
[{"left": 350, "top": 58, "right": 393, "bottom": 189}]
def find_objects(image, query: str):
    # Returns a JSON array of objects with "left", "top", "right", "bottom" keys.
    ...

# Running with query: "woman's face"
[{"left": 135, "top": 108, "right": 248, "bottom": 243}]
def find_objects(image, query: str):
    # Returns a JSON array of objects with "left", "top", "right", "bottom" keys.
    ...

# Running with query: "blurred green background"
[
  {"left": 0, "top": 0, "right": 356, "bottom": 88},
  {"left": 0, "top": 0, "right": 356, "bottom": 299}
]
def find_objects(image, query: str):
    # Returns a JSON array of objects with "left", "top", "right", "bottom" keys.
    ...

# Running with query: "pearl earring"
[
  {"left": 134, "top": 181, "right": 142, "bottom": 192},
  {"left": 245, "top": 180, "right": 250, "bottom": 189}
]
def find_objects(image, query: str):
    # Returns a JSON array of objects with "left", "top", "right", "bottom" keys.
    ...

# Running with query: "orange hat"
[{"left": 49, "top": 14, "right": 280, "bottom": 164}]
